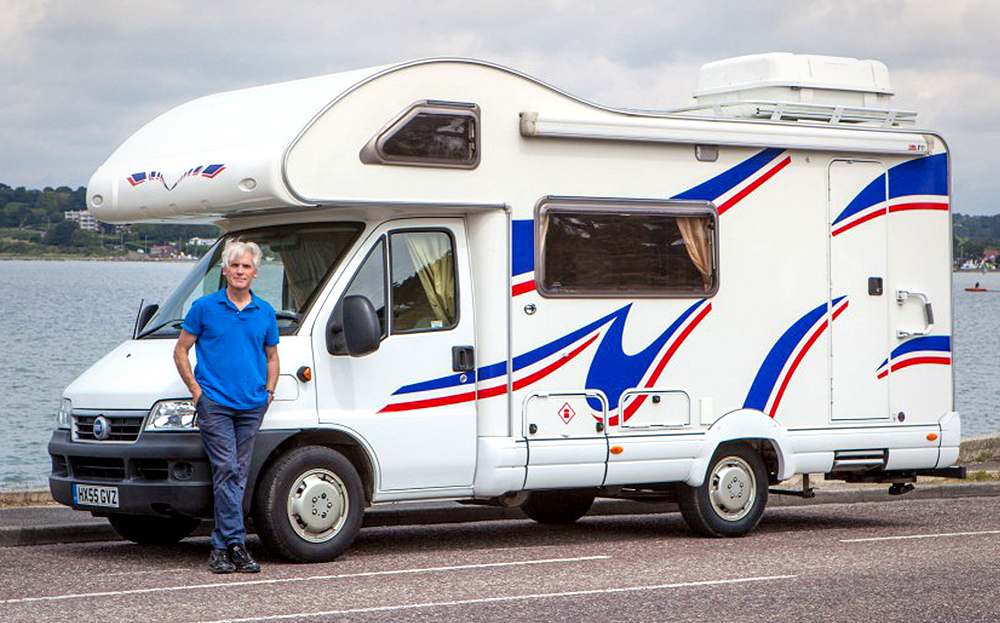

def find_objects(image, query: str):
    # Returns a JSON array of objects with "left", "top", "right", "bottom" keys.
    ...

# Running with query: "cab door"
[{"left": 312, "top": 218, "right": 477, "bottom": 493}]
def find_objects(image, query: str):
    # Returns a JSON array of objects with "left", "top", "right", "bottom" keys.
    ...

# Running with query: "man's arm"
[
  {"left": 264, "top": 344, "right": 279, "bottom": 404},
  {"left": 174, "top": 329, "right": 202, "bottom": 403}
]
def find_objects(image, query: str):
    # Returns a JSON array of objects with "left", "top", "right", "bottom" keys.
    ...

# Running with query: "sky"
[{"left": 1, "top": 0, "right": 998, "bottom": 214}]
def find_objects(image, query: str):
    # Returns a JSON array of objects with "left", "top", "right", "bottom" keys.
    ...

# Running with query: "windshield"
[{"left": 139, "top": 222, "right": 364, "bottom": 338}]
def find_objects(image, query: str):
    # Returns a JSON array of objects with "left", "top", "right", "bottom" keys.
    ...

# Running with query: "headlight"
[
  {"left": 56, "top": 398, "right": 72, "bottom": 429},
  {"left": 147, "top": 400, "right": 198, "bottom": 431}
]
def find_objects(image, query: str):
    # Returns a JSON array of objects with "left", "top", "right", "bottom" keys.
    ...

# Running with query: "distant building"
[
  {"left": 63, "top": 210, "right": 99, "bottom": 231},
  {"left": 149, "top": 245, "right": 179, "bottom": 259},
  {"left": 188, "top": 236, "right": 217, "bottom": 247}
]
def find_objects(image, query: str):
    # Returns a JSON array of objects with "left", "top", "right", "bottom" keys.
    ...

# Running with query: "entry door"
[
  {"left": 312, "top": 218, "right": 477, "bottom": 492},
  {"left": 828, "top": 160, "right": 891, "bottom": 420}
]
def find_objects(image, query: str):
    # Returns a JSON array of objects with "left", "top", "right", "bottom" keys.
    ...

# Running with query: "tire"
[
  {"left": 677, "top": 442, "right": 768, "bottom": 537},
  {"left": 252, "top": 446, "right": 364, "bottom": 563},
  {"left": 107, "top": 514, "right": 201, "bottom": 545},
  {"left": 521, "top": 488, "right": 597, "bottom": 524}
]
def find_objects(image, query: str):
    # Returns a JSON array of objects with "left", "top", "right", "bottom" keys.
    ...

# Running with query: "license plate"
[{"left": 73, "top": 484, "right": 119, "bottom": 508}]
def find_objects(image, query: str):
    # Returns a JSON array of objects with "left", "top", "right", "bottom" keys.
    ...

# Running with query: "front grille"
[
  {"left": 72, "top": 412, "right": 146, "bottom": 442},
  {"left": 134, "top": 459, "right": 169, "bottom": 480},
  {"left": 70, "top": 457, "right": 126, "bottom": 480}
]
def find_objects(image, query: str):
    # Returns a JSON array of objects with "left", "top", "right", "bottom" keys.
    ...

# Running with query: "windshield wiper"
[{"left": 138, "top": 318, "right": 185, "bottom": 339}]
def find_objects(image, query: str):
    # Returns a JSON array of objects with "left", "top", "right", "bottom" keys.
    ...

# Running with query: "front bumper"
[
  {"left": 48, "top": 428, "right": 297, "bottom": 519},
  {"left": 49, "top": 429, "right": 214, "bottom": 518}
]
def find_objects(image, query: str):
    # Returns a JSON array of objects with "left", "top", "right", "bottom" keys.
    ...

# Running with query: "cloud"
[{"left": 0, "top": 0, "right": 996, "bottom": 212}]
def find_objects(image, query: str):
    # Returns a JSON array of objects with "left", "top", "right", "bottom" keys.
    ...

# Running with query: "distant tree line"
[
  {"left": 0, "top": 183, "right": 86, "bottom": 228},
  {"left": 953, "top": 213, "right": 1000, "bottom": 261},
  {"left": 0, "top": 182, "right": 217, "bottom": 256}
]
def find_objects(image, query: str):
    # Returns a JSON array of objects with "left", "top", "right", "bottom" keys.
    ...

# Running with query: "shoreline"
[{"left": 0, "top": 255, "right": 197, "bottom": 262}]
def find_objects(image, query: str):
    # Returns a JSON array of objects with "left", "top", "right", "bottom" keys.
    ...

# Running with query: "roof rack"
[{"left": 670, "top": 100, "right": 917, "bottom": 127}]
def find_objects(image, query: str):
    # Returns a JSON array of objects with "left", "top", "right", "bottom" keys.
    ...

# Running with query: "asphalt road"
[{"left": 1, "top": 497, "right": 998, "bottom": 623}]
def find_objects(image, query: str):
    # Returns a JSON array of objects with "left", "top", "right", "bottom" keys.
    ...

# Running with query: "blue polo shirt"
[{"left": 182, "top": 289, "right": 279, "bottom": 410}]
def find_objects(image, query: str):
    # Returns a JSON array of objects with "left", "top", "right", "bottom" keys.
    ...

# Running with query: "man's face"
[{"left": 223, "top": 251, "right": 258, "bottom": 292}]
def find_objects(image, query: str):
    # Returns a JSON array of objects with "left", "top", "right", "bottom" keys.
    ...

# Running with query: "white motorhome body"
[{"left": 50, "top": 54, "right": 961, "bottom": 561}]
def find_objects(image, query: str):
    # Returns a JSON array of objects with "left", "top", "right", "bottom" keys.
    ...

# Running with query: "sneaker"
[
  {"left": 209, "top": 549, "right": 235, "bottom": 574},
  {"left": 228, "top": 543, "right": 261, "bottom": 573}
]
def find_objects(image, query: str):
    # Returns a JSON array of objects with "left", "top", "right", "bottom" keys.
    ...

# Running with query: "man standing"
[{"left": 174, "top": 240, "right": 279, "bottom": 574}]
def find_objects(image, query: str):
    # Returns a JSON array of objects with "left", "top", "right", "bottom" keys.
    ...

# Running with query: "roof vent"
[{"left": 675, "top": 53, "right": 915, "bottom": 126}]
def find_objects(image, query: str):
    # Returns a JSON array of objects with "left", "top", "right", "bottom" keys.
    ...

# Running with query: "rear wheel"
[
  {"left": 677, "top": 442, "right": 768, "bottom": 537},
  {"left": 520, "top": 489, "right": 597, "bottom": 524},
  {"left": 107, "top": 514, "right": 201, "bottom": 545},
  {"left": 253, "top": 446, "right": 364, "bottom": 562}
]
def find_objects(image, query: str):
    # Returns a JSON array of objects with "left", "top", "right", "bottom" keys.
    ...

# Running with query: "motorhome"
[{"left": 49, "top": 53, "right": 963, "bottom": 562}]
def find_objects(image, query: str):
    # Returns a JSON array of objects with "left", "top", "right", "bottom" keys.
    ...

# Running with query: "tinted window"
[
  {"left": 361, "top": 101, "right": 480, "bottom": 168},
  {"left": 382, "top": 113, "right": 476, "bottom": 162},
  {"left": 344, "top": 238, "right": 387, "bottom": 338},
  {"left": 390, "top": 231, "right": 457, "bottom": 332},
  {"left": 538, "top": 202, "right": 717, "bottom": 297}
]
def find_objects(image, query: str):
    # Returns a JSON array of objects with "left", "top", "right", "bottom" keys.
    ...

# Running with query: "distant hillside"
[
  {"left": 0, "top": 182, "right": 217, "bottom": 257},
  {"left": 953, "top": 213, "right": 1000, "bottom": 260}
]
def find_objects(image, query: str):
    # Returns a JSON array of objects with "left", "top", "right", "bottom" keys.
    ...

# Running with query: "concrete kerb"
[{"left": 3, "top": 434, "right": 998, "bottom": 548}]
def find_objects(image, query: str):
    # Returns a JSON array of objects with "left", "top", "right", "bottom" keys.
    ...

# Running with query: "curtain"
[
  {"left": 279, "top": 239, "right": 346, "bottom": 310},
  {"left": 676, "top": 217, "right": 713, "bottom": 289},
  {"left": 403, "top": 233, "right": 455, "bottom": 324}
]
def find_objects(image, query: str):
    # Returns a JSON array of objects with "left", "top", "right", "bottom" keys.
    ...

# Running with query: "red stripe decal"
[
  {"left": 378, "top": 389, "right": 476, "bottom": 413},
  {"left": 718, "top": 156, "right": 791, "bottom": 216},
  {"left": 769, "top": 301, "right": 849, "bottom": 417},
  {"left": 512, "top": 333, "right": 600, "bottom": 391},
  {"left": 832, "top": 207, "right": 887, "bottom": 237},
  {"left": 877, "top": 356, "right": 951, "bottom": 379},
  {"left": 888, "top": 202, "right": 949, "bottom": 214},
  {"left": 378, "top": 332, "right": 601, "bottom": 412},
  {"left": 512, "top": 280, "right": 536, "bottom": 296},
  {"left": 618, "top": 303, "right": 712, "bottom": 423}
]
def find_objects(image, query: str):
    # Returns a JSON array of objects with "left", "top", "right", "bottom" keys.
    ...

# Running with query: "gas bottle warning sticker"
[{"left": 558, "top": 402, "right": 576, "bottom": 424}]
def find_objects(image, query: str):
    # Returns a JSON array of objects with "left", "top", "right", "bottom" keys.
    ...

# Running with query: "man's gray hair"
[{"left": 221, "top": 239, "right": 263, "bottom": 270}]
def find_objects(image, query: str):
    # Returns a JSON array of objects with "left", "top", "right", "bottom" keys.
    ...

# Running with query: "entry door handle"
[
  {"left": 452, "top": 346, "right": 475, "bottom": 372},
  {"left": 895, "top": 290, "right": 934, "bottom": 338}
]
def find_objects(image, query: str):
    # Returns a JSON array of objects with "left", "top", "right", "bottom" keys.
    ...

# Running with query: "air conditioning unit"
[{"left": 679, "top": 53, "right": 914, "bottom": 126}]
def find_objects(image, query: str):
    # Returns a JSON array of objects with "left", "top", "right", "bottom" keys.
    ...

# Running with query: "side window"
[
  {"left": 344, "top": 238, "right": 387, "bottom": 337},
  {"left": 360, "top": 101, "right": 480, "bottom": 169},
  {"left": 537, "top": 199, "right": 718, "bottom": 297},
  {"left": 390, "top": 231, "right": 457, "bottom": 333}
]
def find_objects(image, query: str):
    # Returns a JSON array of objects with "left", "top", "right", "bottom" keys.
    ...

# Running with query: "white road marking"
[
  {"left": 840, "top": 529, "right": 1000, "bottom": 543},
  {"left": 192, "top": 575, "right": 798, "bottom": 623},
  {"left": 0, "top": 555, "right": 609, "bottom": 605}
]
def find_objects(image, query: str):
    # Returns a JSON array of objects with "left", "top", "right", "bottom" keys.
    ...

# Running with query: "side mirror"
[
  {"left": 134, "top": 303, "right": 159, "bottom": 338},
  {"left": 328, "top": 295, "right": 381, "bottom": 357}
]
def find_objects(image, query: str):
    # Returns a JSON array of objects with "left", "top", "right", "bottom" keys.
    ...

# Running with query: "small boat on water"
[{"left": 966, "top": 287, "right": 989, "bottom": 292}]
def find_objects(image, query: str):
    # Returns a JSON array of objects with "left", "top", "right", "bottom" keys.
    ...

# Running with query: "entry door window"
[{"left": 389, "top": 231, "right": 457, "bottom": 333}]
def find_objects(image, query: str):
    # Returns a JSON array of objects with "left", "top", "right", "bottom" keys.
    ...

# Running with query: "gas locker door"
[
  {"left": 523, "top": 390, "right": 608, "bottom": 489},
  {"left": 828, "top": 160, "right": 891, "bottom": 421},
  {"left": 312, "top": 218, "right": 477, "bottom": 493}
]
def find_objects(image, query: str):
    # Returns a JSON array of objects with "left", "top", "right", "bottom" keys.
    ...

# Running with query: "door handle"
[
  {"left": 895, "top": 290, "right": 934, "bottom": 338},
  {"left": 452, "top": 345, "right": 475, "bottom": 372}
]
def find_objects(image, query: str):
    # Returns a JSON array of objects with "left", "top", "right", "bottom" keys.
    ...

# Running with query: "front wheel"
[
  {"left": 252, "top": 446, "right": 364, "bottom": 563},
  {"left": 677, "top": 442, "right": 768, "bottom": 537},
  {"left": 107, "top": 514, "right": 201, "bottom": 545}
]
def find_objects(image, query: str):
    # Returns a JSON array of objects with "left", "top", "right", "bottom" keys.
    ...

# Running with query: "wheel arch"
[
  {"left": 685, "top": 409, "right": 795, "bottom": 487},
  {"left": 250, "top": 428, "right": 378, "bottom": 512}
]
